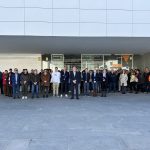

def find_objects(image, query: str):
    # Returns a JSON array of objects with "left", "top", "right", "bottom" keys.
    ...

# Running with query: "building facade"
[{"left": 0, "top": 0, "right": 150, "bottom": 71}]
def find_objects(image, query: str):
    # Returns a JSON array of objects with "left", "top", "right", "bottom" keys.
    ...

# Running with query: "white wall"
[
  {"left": 0, "top": 0, "right": 150, "bottom": 37},
  {"left": 0, "top": 54, "right": 41, "bottom": 73}
]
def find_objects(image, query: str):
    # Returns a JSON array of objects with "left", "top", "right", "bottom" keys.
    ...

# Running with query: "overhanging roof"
[{"left": 0, "top": 36, "right": 150, "bottom": 54}]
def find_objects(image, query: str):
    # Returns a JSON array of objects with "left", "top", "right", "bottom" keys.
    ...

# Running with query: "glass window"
[
  {"left": 133, "top": 0, "right": 150, "bottom": 10},
  {"left": 51, "top": 54, "right": 64, "bottom": 70},
  {"left": 53, "top": 9, "right": 79, "bottom": 23},
  {"left": 81, "top": 54, "right": 103, "bottom": 71},
  {"left": 80, "top": 0, "right": 106, "bottom": 9},
  {"left": 64, "top": 54, "right": 81, "bottom": 71},
  {"left": 80, "top": 23, "right": 106, "bottom": 36},
  {"left": 25, "top": 0, "right": 52, "bottom": 8},
  {"left": 133, "top": 11, "right": 150, "bottom": 23},
  {"left": 25, "top": 8, "right": 52, "bottom": 22},
  {"left": 107, "top": 24, "right": 132, "bottom": 36},
  {"left": 80, "top": 10, "right": 106, "bottom": 23},
  {"left": 53, "top": 23, "right": 79, "bottom": 36},
  {"left": 0, "top": 8, "right": 24, "bottom": 21},
  {"left": 104, "top": 55, "right": 122, "bottom": 70},
  {"left": 53, "top": 0, "right": 79, "bottom": 8},
  {"left": 107, "top": 10, "right": 132, "bottom": 24},
  {"left": 25, "top": 22, "right": 52, "bottom": 36},
  {"left": 107, "top": 0, "right": 132, "bottom": 10},
  {"left": 0, "top": 0, "right": 24, "bottom": 7},
  {"left": 0, "top": 22, "right": 24, "bottom": 35},
  {"left": 133, "top": 24, "right": 150, "bottom": 37}
]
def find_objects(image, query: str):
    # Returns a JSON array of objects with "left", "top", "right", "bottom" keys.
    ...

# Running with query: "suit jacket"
[
  {"left": 82, "top": 72, "right": 90, "bottom": 82},
  {"left": 11, "top": 73, "right": 20, "bottom": 86},
  {"left": 30, "top": 74, "right": 40, "bottom": 84},
  {"left": 20, "top": 73, "right": 30, "bottom": 85},
  {"left": 92, "top": 72, "right": 99, "bottom": 82},
  {"left": 60, "top": 70, "right": 69, "bottom": 83},
  {"left": 70, "top": 71, "right": 81, "bottom": 85}
]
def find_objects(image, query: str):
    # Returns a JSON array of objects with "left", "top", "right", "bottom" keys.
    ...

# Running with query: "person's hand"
[{"left": 73, "top": 80, "right": 76, "bottom": 84}]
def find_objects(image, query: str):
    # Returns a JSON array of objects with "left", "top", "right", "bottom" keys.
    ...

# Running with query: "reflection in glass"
[
  {"left": 81, "top": 54, "right": 103, "bottom": 71},
  {"left": 104, "top": 55, "right": 122, "bottom": 70}
]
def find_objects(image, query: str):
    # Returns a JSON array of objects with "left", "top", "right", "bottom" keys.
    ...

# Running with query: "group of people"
[{"left": 0, "top": 66, "right": 150, "bottom": 100}]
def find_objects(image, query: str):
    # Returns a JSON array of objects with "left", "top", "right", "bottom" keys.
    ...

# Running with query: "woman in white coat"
[{"left": 119, "top": 70, "right": 128, "bottom": 94}]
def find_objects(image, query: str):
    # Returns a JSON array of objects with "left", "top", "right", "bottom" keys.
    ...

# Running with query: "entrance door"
[
  {"left": 64, "top": 54, "right": 81, "bottom": 71},
  {"left": 42, "top": 54, "right": 64, "bottom": 70},
  {"left": 51, "top": 54, "right": 64, "bottom": 70}
]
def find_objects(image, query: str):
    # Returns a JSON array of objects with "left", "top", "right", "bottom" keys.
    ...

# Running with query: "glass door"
[
  {"left": 42, "top": 54, "right": 51, "bottom": 69},
  {"left": 81, "top": 54, "right": 103, "bottom": 71},
  {"left": 51, "top": 54, "right": 64, "bottom": 70},
  {"left": 64, "top": 54, "right": 81, "bottom": 71}
]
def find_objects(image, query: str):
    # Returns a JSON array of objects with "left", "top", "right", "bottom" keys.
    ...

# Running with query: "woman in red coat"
[
  {"left": 2, "top": 70, "right": 8, "bottom": 96},
  {"left": 7, "top": 72, "right": 13, "bottom": 97}
]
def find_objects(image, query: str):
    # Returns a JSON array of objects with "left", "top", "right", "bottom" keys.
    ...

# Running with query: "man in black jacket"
[
  {"left": 60, "top": 66, "right": 69, "bottom": 98},
  {"left": 30, "top": 69, "right": 40, "bottom": 98},
  {"left": 82, "top": 68, "right": 90, "bottom": 96},
  {"left": 70, "top": 66, "right": 81, "bottom": 99},
  {"left": 142, "top": 67, "right": 150, "bottom": 93},
  {"left": 21, "top": 69, "right": 30, "bottom": 99},
  {"left": 109, "top": 70, "right": 117, "bottom": 92}
]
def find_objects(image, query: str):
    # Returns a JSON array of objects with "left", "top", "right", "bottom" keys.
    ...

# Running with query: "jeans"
[
  {"left": 93, "top": 82, "right": 97, "bottom": 92},
  {"left": 84, "top": 82, "right": 89, "bottom": 95},
  {"left": 32, "top": 84, "right": 39, "bottom": 97},
  {"left": 12, "top": 84, "right": 20, "bottom": 98},
  {"left": 109, "top": 82, "right": 116, "bottom": 92},
  {"left": 71, "top": 83, "right": 79, "bottom": 99}
]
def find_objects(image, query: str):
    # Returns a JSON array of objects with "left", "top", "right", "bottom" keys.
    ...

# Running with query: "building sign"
[
  {"left": 112, "top": 64, "right": 122, "bottom": 68},
  {"left": 51, "top": 54, "right": 64, "bottom": 61}
]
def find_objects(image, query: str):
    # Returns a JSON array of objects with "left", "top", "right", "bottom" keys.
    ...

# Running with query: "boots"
[{"left": 93, "top": 90, "right": 97, "bottom": 97}]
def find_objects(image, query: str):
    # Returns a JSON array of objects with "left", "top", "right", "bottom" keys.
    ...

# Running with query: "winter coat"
[
  {"left": 41, "top": 73, "right": 50, "bottom": 87},
  {"left": 119, "top": 73, "right": 128, "bottom": 86}
]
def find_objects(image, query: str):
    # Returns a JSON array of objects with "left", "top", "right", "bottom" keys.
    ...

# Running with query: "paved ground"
[{"left": 0, "top": 93, "right": 150, "bottom": 150}]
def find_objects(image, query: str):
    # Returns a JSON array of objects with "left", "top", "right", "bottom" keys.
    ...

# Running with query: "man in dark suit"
[
  {"left": 11, "top": 68, "right": 20, "bottom": 99},
  {"left": 70, "top": 66, "right": 81, "bottom": 99},
  {"left": 82, "top": 68, "right": 90, "bottom": 96},
  {"left": 60, "top": 66, "right": 69, "bottom": 98}
]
